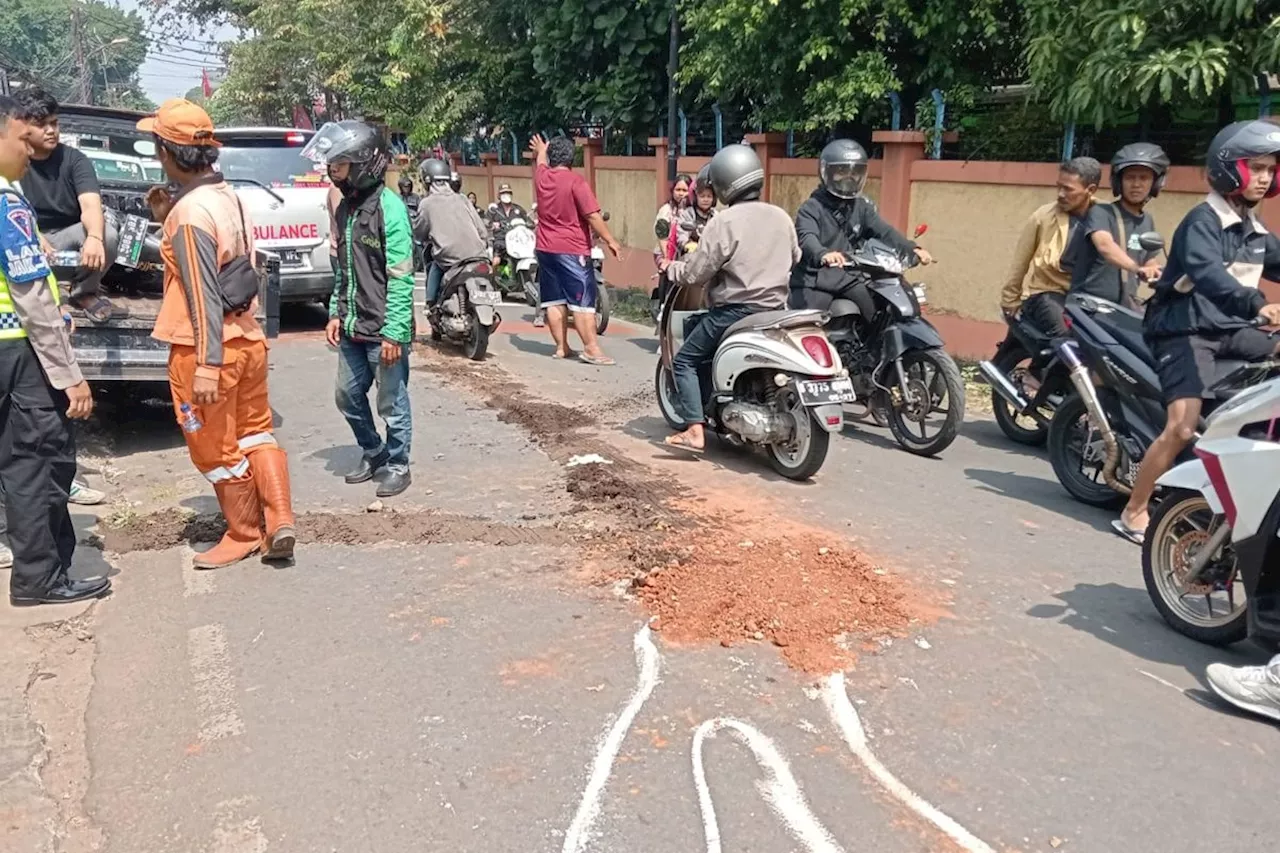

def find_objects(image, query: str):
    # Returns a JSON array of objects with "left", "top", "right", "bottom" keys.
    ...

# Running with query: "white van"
[{"left": 216, "top": 127, "right": 335, "bottom": 304}]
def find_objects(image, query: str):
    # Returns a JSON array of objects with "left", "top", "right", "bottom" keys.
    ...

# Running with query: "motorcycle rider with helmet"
[
  {"left": 658, "top": 144, "right": 800, "bottom": 452},
  {"left": 670, "top": 165, "right": 717, "bottom": 259},
  {"left": 310, "top": 121, "right": 417, "bottom": 498},
  {"left": 1068, "top": 143, "right": 1168, "bottom": 308},
  {"left": 397, "top": 175, "right": 421, "bottom": 213},
  {"left": 789, "top": 139, "right": 932, "bottom": 313},
  {"left": 1113, "top": 121, "right": 1280, "bottom": 545},
  {"left": 414, "top": 158, "right": 490, "bottom": 307},
  {"left": 487, "top": 183, "right": 527, "bottom": 232}
]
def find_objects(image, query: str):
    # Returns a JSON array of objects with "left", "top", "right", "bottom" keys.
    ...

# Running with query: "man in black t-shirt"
[
  {"left": 15, "top": 90, "right": 121, "bottom": 321},
  {"left": 1068, "top": 143, "right": 1170, "bottom": 308}
]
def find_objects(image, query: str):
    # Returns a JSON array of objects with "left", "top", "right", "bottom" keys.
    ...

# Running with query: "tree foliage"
[
  {"left": 679, "top": 0, "right": 1025, "bottom": 130},
  {"left": 1026, "top": 0, "right": 1280, "bottom": 126},
  {"left": 0, "top": 0, "right": 150, "bottom": 108}
]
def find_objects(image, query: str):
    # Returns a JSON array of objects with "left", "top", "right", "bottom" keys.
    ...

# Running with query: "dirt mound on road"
[
  {"left": 95, "top": 509, "right": 568, "bottom": 553},
  {"left": 495, "top": 396, "right": 596, "bottom": 438},
  {"left": 635, "top": 519, "right": 911, "bottom": 674}
]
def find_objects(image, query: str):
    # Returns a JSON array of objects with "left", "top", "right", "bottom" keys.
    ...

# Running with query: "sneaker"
[
  {"left": 1205, "top": 657, "right": 1280, "bottom": 722},
  {"left": 69, "top": 479, "right": 105, "bottom": 506},
  {"left": 0, "top": 542, "right": 11, "bottom": 569}
]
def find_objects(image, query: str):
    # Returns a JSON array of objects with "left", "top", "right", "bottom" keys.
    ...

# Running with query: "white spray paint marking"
[
  {"left": 821, "top": 673, "right": 995, "bottom": 853},
  {"left": 188, "top": 624, "right": 245, "bottom": 742},
  {"left": 561, "top": 625, "right": 660, "bottom": 853},
  {"left": 209, "top": 798, "right": 268, "bottom": 853},
  {"left": 182, "top": 546, "right": 214, "bottom": 597},
  {"left": 692, "top": 718, "right": 845, "bottom": 853},
  {"left": 1137, "top": 669, "right": 1190, "bottom": 694}
]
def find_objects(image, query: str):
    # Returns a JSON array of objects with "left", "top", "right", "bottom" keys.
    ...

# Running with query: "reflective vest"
[{"left": 0, "top": 177, "right": 61, "bottom": 341}]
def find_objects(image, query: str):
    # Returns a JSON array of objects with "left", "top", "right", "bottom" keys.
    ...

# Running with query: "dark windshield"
[{"left": 217, "top": 138, "right": 331, "bottom": 189}]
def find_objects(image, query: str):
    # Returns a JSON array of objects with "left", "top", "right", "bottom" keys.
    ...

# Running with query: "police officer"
[{"left": 0, "top": 95, "right": 107, "bottom": 606}]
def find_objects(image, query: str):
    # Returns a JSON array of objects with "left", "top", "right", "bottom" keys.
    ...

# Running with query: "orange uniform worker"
[{"left": 139, "top": 99, "right": 295, "bottom": 568}]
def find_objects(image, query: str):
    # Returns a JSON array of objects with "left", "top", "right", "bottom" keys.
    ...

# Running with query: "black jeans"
[
  {"left": 673, "top": 305, "right": 755, "bottom": 424},
  {"left": 1022, "top": 291, "right": 1068, "bottom": 339},
  {"left": 0, "top": 340, "right": 77, "bottom": 597}
]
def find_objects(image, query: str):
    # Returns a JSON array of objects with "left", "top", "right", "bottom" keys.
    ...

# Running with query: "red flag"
[
  {"left": 291, "top": 105, "right": 313, "bottom": 130},
  {"left": 201, "top": 68, "right": 212, "bottom": 99}
]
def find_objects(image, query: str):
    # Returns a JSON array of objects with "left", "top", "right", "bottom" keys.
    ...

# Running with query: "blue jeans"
[
  {"left": 425, "top": 263, "right": 443, "bottom": 304},
  {"left": 334, "top": 337, "right": 412, "bottom": 473},
  {"left": 672, "top": 305, "right": 755, "bottom": 425}
]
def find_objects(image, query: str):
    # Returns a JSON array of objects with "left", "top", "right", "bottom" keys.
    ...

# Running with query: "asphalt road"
[{"left": 6, "top": 295, "right": 1278, "bottom": 853}]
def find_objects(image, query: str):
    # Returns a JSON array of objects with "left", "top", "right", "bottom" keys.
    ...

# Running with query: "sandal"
[
  {"left": 552, "top": 349, "right": 578, "bottom": 360},
  {"left": 74, "top": 296, "right": 122, "bottom": 324},
  {"left": 578, "top": 352, "right": 615, "bottom": 366},
  {"left": 1111, "top": 517, "right": 1145, "bottom": 545},
  {"left": 661, "top": 434, "right": 705, "bottom": 454}
]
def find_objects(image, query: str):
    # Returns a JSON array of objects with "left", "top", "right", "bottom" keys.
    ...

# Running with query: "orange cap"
[{"left": 136, "top": 99, "right": 220, "bottom": 147}]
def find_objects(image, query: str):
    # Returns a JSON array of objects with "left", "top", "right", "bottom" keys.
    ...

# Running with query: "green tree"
[
  {"left": 1026, "top": 0, "right": 1280, "bottom": 126},
  {"left": 679, "top": 0, "right": 1025, "bottom": 130},
  {"left": 0, "top": 0, "right": 150, "bottom": 108}
]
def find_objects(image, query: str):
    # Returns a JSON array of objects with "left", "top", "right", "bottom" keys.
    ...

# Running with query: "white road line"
[
  {"left": 182, "top": 546, "right": 214, "bottom": 597},
  {"left": 561, "top": 625, "right": 661, "bottom": 853},
  {"left": 821, "top": 673, "right": 996, "bottom": 853},
  {"left": 209, "top": 798, "right": 268, "bottom": 853},
  {"left": 188, "top": 624, "right": 245, "bottom": 742},
  {"left": 692, "top": 718, "right": 845, "bottom": 853}
]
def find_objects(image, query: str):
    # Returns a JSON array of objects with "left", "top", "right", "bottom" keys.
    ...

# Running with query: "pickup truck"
[{"left": 51, "top": 105, "right": 281, "bottom": 388}]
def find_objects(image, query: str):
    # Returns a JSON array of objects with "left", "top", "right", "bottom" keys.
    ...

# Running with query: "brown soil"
[{"left": 95, "top": 509, "right": 569, "bottom": 554}]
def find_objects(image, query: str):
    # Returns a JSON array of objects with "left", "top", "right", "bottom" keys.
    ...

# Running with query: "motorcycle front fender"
[
  {"left": 1156, "top": 459, "right": 1223, "bottom": 514},
  {"left": 881, "top": 318, "right": 945, "bottom": 361}
]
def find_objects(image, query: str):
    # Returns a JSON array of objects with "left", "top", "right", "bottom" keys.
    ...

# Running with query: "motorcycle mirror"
[
  {"left": 1137, "top": 232, "right": 1165, "bottom": 252},
  {"left": 913, "top": 223, "right": 928, "bottom": 238}
]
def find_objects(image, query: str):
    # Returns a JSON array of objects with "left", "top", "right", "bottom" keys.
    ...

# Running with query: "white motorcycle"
[
  {"left": 654, "top": 275, "right": 853, "bottom": 480},
  {"left": 502, "top": 218, "right": 539, "bottom": 308},
  {"left": 1143, "top": 372, "right": 1280, "bottom": 647},
  {"left": 428, "top": 257, "right": 503, "bottom": 360}
]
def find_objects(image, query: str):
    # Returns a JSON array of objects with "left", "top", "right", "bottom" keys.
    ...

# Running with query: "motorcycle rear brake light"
[
  {"left": 801, "top": 335, "right": 833, "bottom": 368},
  {"left": 475, "top": 263, "right": 491, "bottom": 274},
  {"left": 284, "top": 132, "right": 307, "bottom": 145},
  {"left": 825, "top": 415, "right": 842, "bottom": 426}
]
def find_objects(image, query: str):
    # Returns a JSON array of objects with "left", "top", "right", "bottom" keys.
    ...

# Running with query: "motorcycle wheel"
[
  {"left": 463, "top": 319, "right": 489, "bottom": 361},
  {"left": 991, "top": 347, "right": 1049, "bottom": 446},
  {"left": 1142, "top": 489, "right": 1247, "bottom": 646},
  {"left": 766, "top": 399, "right": 830, "bottom": 481},
  {"left": 1046, "top": 394, "right": 1126, "bottom": 509},
  {"left": 654, "top": 361, "right": 687, "bottom": 430},
  {"left": 884, "top": 348, "right": 964, "bottom": 457},
  {"left": 595, "top": 284, "right": 610, "bottom": 335}
]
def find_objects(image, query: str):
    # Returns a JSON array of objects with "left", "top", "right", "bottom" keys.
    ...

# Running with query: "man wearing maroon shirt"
[{"left": 529, "top": 134, "right": 621, "bottom": 364}]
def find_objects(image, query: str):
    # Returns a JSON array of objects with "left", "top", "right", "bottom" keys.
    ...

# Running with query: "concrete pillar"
[
  {"left": 576, "top": 136, "right": 604, "bottom": 194},
  {"left": 746, "top": 133, "right": 788, "bottom": 203},
  {"left": 648, "top": 136, "right": 670, "bottom": 208},
  {"left": 479, "top": 152, "right": 497, "bottom": 203}
]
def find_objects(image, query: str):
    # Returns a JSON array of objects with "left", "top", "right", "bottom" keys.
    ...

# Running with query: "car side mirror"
[
  {"left": 1136, "top": 232, "right": 1164, "bottom": 253},
  {"left": 913, "top": 223, "right": 928, "bottom": 238}
]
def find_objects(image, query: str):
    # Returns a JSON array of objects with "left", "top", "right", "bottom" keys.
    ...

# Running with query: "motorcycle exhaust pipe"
[
  {"left": 977, "top": 359, "right": 1031, "bottom": 412},
  {"left": 1057, "top": 341, "right": 1132, "bottom": 495}
]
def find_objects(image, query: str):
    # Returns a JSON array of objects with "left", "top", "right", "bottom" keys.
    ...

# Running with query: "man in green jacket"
[{"left": 307, "top": 122, "right": 416, "bottom": 498}]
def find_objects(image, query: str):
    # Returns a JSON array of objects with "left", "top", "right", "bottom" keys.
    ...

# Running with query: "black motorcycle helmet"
[
  {"left": 450, "top": 171, "right": 462, "bottom": 193},
  {"left": 819, "top": 139, "right": 869, "bottom": 199},
  {"left": 707, "top": 144, "right": 764, "bottom": 205},
  {"left": 419, "top": 157, "right": 451, "bottom": 187},
  {"left": 1206, "top": 119, "right": 1280, "bottom": 200},
  {"left": 1109, "top": 142, "right": 1170, "bottom": 199},
  {"left": 693, "top": 163, "right": 716, "bottom": 204},
  {"left": 397, "top": 175, "right": 413, "bottom": 194},
  {"left": 300, "top": 121, "right": 389, "bottom": 199}
]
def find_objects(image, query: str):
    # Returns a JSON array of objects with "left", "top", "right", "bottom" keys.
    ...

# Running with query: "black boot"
[
  {"left": 375, "top": 468, "right": 412, "bottom": 498},
  {"left": 11, "top": 576, "right": 111, "bottom": 607},
  {"left": 344, "top": 451, "right": 388, "bottom": 485}
]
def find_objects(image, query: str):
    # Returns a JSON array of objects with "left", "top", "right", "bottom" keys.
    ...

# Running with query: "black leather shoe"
[
  {"left": 375, "top": 469, "right": 412, "bottom": 498},
  {"left": 11, "top": 576, "right": 111, "bottom": 607},
  {"left": 344, "top": 453, "right": 388, "bottom": 484}
]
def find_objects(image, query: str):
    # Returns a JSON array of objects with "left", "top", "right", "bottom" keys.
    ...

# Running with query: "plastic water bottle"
[
  {"left": 52, "top": 250, "right": 80, "bottom": 267},
  {"left": 179, "top": 403, "right": 202, "bottom": 433}
]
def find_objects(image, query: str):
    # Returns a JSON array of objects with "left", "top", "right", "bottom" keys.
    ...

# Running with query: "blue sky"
[{"left": 117, "top": 0, "right": 240, "bottom": 102}]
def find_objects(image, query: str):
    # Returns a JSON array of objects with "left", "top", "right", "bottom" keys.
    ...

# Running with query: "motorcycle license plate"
[
  {"left": 113, "top": 213, "right": 151, "bottom": 269},
  {"left": 798, "top": 377, "right": 856, "bottom": 406},
  {"left": 471, "top": 290, "right": 501, "bottom": 305}
]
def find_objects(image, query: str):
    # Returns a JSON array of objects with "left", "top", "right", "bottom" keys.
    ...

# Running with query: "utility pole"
[
  {"left": 665, "top": 0, "right": 679, "bottom": 183},
  {"left": 71, "top": 4, "right": 91, "bottom": 105}
]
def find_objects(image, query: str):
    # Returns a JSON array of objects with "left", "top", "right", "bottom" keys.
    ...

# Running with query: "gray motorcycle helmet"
[
  {"left": 708, "top": 144, "right": 764, "bottom": 205},
  {"left": 1110, "top": 142, "right": 1170, "bottom": 198},
  {"left": 819, "top": 139, "right": 869, "bottom": 199},
  {"left": 419, "top": 158, "right": 451, "bottom": 186},
  {"left": 1206, "top": 120, "right": 1280, "bottom": 199},
  {"left": 301, "top": 120, "right": 388, "bottom": 197}
]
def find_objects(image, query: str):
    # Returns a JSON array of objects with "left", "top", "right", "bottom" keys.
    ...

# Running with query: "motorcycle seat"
[{"left": 725, "top": 309, "right": 827, "bottom": 336}]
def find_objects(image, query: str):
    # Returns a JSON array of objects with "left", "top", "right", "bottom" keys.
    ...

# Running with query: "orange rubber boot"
[
  {"left": 193, "top": 475, "right": 263, "bottom": 569},
  {"left": 248, "top": 446, "right": 296, "bottom": 561}
]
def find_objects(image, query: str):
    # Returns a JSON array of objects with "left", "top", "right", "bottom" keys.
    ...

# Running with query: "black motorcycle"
[
  {"left": 824, "top": 237, "right": 965, "bottom": 456},
  {"left": 978, "top": 314, "right": 1069, "bottom": 446},
  {"left": 1047, "top": 293, "right": 1277, "bottom": 507}
]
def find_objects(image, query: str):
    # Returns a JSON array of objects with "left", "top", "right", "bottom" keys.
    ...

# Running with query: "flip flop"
[
  {"left": 578, "top": 353, "right": 615, "bottom": 366},
  {"left": 551, "top": 350, "right": 578, "bottom": 360},
  {"left": 661, "top": 434, "right": 705, "bottom": 454},
  {"left": 74, "top": 296, "right": 121, "bottom": 324},
  {"left": 1111, "top": 517, "right": 1145, "bottom": 545}
]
